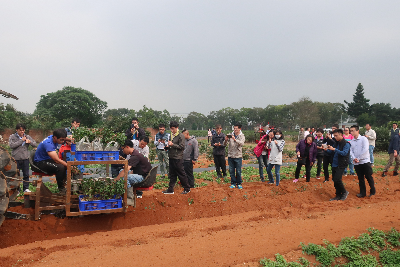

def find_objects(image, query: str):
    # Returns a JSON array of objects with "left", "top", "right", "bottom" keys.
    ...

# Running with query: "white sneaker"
[
  {"left": 24, "top": 189, "right": 31, "bottom": 193},
  {"left": 136, "top": 195, "right": 142, "bottom": 199}
]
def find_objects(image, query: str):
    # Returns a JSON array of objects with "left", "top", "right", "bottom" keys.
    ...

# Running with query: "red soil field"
[{"left": 1, "top": 172, "right": 400, "bottom": 266}]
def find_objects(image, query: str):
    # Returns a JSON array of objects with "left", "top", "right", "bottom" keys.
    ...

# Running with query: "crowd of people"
[{"left": 8, "top": 117, "right": 400, "bottom": 203}]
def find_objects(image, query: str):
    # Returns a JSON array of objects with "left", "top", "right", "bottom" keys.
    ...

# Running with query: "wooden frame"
[
  {"left": 65, "top": 160, "right": 129, "bottom": 217},
  {"left": 30, "top": 159, "right": 129, "bottom": 220}
]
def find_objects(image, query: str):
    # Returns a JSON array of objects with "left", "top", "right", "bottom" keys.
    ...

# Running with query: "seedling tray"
[
  {"left": 75, "top": 151, "right": 119, "bottom": 161},
  {"left": 78, "top": 195, "right": 122, "bottom": 211}
]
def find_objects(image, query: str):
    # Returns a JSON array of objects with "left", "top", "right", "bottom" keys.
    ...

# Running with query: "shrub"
[{"left": 374, "top": 126, "right": 391, "bottom": 152}]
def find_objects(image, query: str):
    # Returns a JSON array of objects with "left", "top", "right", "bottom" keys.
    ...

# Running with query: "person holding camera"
[
  {"left": 266, "top": 130, "right": 285, "bottom": 186},
  {"left": 322, "top": 124, "right": 339, "bottom": 182},
  {"left": 9, "top": 123, "right": 37, "bottom": 192},
  {"left": 314, "top": 128, "right": 325, "bottom": 179},
  {"left": 224, "top": 123, "right": 245, "bottom": 189},
  {"left": 154, "top": 124, "right": 170, "bottom": 178},
  {"left": 293, "top": 134, "right": 317, "bottom": 183},
  {"left": 254, "top": 133, "right": 270, "bottom": 182},
  {"left": 162, "top": 121, "right": 191, "bottom": 194},
  {"left": 211, "top": 124, "right": 227, "bottom": 179},
  {"left": 324, "top": 129, "right": 350, "bottom": 201},
  {"left": 125, "top": 117, "right": 146, "bottom": 140}
]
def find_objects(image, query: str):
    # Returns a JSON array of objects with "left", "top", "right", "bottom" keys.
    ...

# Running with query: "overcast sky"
[{"left": 1, "top": 1, "right": 399, "bottom": 116}]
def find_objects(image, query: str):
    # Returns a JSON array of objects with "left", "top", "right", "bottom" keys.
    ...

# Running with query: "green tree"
[
  {"left": 103, "top": 108, "right": 132, "bottom": 119},
  {"left": 369, "top": 103, "right": 394, "bottom": 126},
  {"left": 181, "top": 111, "right": 207, "bottom": 130},
  {"left": 357, "top": 112, "right": 376, "bottom": 127},
  {"left": 0, "top": 103, "right": 28, "bottom": 130},
  {"left": 34, "top": 86, "right": 107, "bottom": 127},
  {"left": 344, "top": 83, "right": 370, "bottom": 119},
  {"left": 290, "top": 97, "right": 319, "bottom": 128},
  {"left": 316, "top": 102, "right": 347, "bottom": 127},
  {"left": 136, "top": 106, "right": 171, "bottom": 129}
]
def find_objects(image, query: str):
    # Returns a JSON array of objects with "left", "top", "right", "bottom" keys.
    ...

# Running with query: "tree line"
[{"left": 1, "top": 84, "right": 399, "bottom": 133}]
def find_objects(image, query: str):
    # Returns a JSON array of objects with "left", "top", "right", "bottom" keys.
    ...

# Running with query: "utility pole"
[{"left": 341, "top": 114, "right": 343, "bottom": 129}]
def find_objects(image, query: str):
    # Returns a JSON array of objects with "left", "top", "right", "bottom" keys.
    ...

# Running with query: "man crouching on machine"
[{"left": 33, "top": 129, "right": 68, "bottom": 194}]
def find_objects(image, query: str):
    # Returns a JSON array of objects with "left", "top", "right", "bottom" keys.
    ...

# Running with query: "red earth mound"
[{"left": 1, "top": 172, "right": 400, "bottom": 266}]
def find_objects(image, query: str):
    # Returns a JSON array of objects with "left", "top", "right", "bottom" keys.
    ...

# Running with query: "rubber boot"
[{"left": 127, "top": 187, "right": 135, "bottom": 206}]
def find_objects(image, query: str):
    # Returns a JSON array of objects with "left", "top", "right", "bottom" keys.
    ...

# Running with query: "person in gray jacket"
[
  {"left": 182, "top": 130, "right": 199, "bottom": 188},
  {"left": 224, "top": 123, "right": 245, "bottom": 189},
  {"left": 9, "top": 123, "right": 37, "bottom": 192}
]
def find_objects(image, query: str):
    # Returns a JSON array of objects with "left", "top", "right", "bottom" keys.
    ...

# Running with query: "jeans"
[
  {"left": 16, "top": 159, "right": 30, "bottom": 191},
  {"left": 184, "top": 160, "right": 195, "bottom": 188},
  {"left": 354, "top": 163, "right": 375, "bottom": 196},
  {"left": 344, "top": 156, "right": 355, "bottom": 175},
  {"left": 332, "top": 167, "right": 346, "bottom": 197},
  {"left": 156, "top": 149, "right": 169, "bottom": 176},
  {"left": 126, "top": 173, "right": 144, "bottom": 188},
  {"left": 369, "top": 145, "right": 374, "bottom": 164},
  {"left": 228, "top": 157, "right": 242, "bottom": 185},
  {"left": 257, "top": 155, "right": 268, "bottom": 181},
  {"left": 267, "top": 163, "right": 281, "bottom": 186},
  {"left": 214, "top": 154, "right": 227, "bottom": 178}
]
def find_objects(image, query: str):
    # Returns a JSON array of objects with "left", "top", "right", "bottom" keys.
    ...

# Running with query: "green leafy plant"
[{"left": 80, "top": 177, "right": 124, "bottom": 201}]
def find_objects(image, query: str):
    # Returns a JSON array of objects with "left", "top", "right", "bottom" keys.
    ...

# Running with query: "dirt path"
[{"left": 1, "top": 173, "right": 400, "bottom": 266}]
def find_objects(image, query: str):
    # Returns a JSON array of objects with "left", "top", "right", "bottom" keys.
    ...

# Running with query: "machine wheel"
[
  {"left": 0, "top": 172, "right": 9, "bottom": 227},
  {"left": 0, "top": 147, "right": 16, "bottom": 227}
]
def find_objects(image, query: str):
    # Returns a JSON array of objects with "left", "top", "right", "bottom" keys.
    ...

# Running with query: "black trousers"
[
  {"left": 16, "top": 159, "right": 30, "bottom": 191},
  {"left": 295, "top": 158, "right": 312, "bottom": 182},
  {"left": 184, "top": 160, "right": 195, "bottom": 188},
  {"left": 316, "top": 155, "right": 323, "bottom": 177},
  {"left": 35, "top": 159, "right": 67, "bottom": 189},
  {"left": 213, "top": 154, "right": 226, "bottom": 177},
  {"left": 354, "top": 163, "right": 376, "bottom": 196},
  {"left": 168, "top": 158, "right": 190, "bottom": 191},
  {"left": 332, "top": 167, "right": 346, "bottom": 197},
  {"left": 323, "top": 155, "right": 332, "bottom": 181}
]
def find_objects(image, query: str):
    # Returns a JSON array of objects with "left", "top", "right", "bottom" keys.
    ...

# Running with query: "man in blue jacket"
[
  {"left": 382, "top": 123, "right": 400, "bottom": 177},
  {"left": 325, "top": 129, "right": 350, "bottom": 201}
]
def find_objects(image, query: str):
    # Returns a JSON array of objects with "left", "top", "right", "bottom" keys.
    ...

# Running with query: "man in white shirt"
[
  {"left": 132, "top": 136, "right": 149, "bottom": 158},
  {"left": 304, "top": 128, "right": 310, "bottom": 139},
  {"left": 364, "top": 123, "right": 376, "bottom": 165},
  {"left": 350, "top": 125, "right": 376, "bottom": 198}
]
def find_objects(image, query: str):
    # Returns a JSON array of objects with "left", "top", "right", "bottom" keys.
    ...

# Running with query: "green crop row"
[{"left": 260, "top": 228, "right": 400, "bottom": 267}]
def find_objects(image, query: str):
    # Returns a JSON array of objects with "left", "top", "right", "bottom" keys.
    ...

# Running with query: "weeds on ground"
[{"left": 260, "top": 228, "right": 400, "bottom": 267}]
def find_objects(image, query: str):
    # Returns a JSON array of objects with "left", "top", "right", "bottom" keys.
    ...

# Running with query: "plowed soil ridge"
[{"left": 1, "top": 173, "right": 400, "bottom": 266}]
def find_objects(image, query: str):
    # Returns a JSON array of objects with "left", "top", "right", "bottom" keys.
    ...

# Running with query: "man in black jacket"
[
  {"left": 325, "top": 129, "right": 350, "bottom": 201},
  {"left": 211, "top": 124, "right": 227, "bottom": 179},
  {"left": 382, "top": 123, "right": 400, "bottom": 177},
  {"left": 322, "top": 124, "right": 338, "bottom": 182},
  {"left": 125, "top": 117, "right": 146, "bottom": 140},
  {"left": 314, "top": 128, "right": 325, "bottom": 180},
  {"left": 162, "top": 121, "right": 191, "bottom": 194}
]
